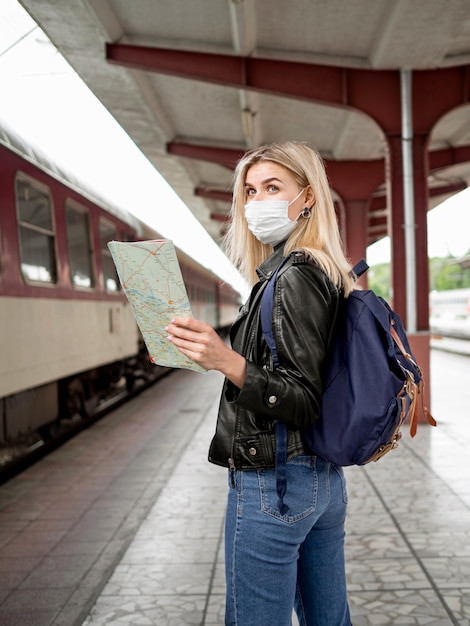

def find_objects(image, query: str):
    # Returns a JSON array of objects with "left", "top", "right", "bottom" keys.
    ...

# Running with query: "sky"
[{"left": 0, "top": 0, "right": 468, "bottom": 284}]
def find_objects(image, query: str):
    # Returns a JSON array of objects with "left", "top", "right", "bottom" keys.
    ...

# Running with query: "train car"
[
  {"left": 0, "top": 119, "right": 240, "bottom": 444},
  {"left": 429, "top": 288, "right": 470, "bottom": 339}
]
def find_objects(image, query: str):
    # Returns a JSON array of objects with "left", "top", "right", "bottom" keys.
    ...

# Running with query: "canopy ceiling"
[{"left": 17, "top": 0, "right": 470, "bottom": 247}]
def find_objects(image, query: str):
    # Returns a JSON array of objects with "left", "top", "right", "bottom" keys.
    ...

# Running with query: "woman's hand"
[{"left": 165, "top": 317, "right": 246, "bottom": 388}]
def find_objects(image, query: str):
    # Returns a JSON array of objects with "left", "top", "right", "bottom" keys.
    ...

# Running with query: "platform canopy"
[{"left": 17, "top": 0, "right": 470, "bottom": 252}]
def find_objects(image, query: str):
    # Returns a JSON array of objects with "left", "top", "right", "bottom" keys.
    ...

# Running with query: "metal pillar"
[{"left": 400, "top": 69, "right": 417, "bottom": 333}]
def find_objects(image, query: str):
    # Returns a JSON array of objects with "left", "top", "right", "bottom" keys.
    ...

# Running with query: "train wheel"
[
  {"left": 64, "top": 379, "right": 88, "bottom": 420},
  {"left": 125, "top": 374, "right": 136, "bottom": 393}
]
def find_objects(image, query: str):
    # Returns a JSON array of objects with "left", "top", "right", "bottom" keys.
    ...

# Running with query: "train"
[
  {"left": 430, "top": 288, "right": 470, "bottom": 339},
  {"left": 0, "top": 119, "right": 241, "bottom": 445}
]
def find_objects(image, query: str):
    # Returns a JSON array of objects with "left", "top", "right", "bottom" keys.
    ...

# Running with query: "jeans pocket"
[
  {"left": 331, "top": 463, "right": 349, "bottom": 505},
  {"left": 257, "top": 457, "right": 318, "bottom": 523}
]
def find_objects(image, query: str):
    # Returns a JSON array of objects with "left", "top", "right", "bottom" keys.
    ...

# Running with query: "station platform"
[{"left": 0, "top": 346, "right": 469, "bottom": 626}]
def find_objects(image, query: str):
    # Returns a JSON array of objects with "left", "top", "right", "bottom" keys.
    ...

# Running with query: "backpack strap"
[
  {"left": 352, "top": 259, "right": 369, "bottom": 279},
  {"left": 260, "top": 255, "right": 292, "bottom": 515},
  {"left": 260, "top": 255, "right": 291, "bottom": 369}
]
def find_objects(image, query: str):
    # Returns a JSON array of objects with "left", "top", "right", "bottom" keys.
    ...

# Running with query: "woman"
[{"left": 166, "top": 142, "right": 355, "bottom": 626}]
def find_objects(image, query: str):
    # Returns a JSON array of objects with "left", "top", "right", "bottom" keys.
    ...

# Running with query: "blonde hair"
[{"left": 223, "top": 141, "right": 355, "bottom": 295}]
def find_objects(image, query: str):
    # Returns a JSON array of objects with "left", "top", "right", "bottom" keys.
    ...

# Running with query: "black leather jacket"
[{"left": 208, "top": 245, "right": 341, "bottom": 470}]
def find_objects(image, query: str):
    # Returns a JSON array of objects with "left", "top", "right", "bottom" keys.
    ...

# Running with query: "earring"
[{"left": 300, "top": 207, "right": 311, "bottom": 219}]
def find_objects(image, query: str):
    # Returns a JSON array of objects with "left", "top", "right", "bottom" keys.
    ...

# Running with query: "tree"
[
  {"left": 367, "top": 263, "right": 391, "bottom": 300},
  {"left": 430, "top": 252, "right": 470, "bottom": 290},
  {"left": 368, "top": 251, "right": 470, "bottom": 299}
]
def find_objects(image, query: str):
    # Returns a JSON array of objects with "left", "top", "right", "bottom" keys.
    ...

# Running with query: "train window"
[
  {"left": 65, "top": 201, "right": 94, "bottom": 288},
  {"left": 99, "top": 217, "right": 120, "bottom": 291},
  {"left": 15, "top": 175, "right": 57, "bottom": 283}
]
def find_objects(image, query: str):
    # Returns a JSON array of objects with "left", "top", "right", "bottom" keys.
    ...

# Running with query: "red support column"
[
  {"left": 412, "top": 133, "right": 431, "bottom": 331},
  {"left": 388, "top": 133, "right": 429, "bottom": 331},
  {"left": 323, "top": 160, "right": 385, "bottom": 278},
  {"left": 343, "top": 199, "right": 369, "bottom": 271},
  {"left": 387, "top": 132, "right": 432, "bottom": 410},
  {"left": 409, "top": 132, "right": 432, "bottom": 411}
]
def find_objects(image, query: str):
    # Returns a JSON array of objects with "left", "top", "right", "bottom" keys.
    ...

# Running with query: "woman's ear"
[{"left": 304, "top": 185, "right": 315, "bottom": 208}]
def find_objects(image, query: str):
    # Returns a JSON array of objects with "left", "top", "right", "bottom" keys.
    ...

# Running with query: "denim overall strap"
[{"left": 260, "top": 255, "right": 290, "bottom": 514}]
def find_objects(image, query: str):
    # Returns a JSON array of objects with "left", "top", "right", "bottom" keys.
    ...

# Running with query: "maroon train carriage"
[{"left": 0, "top": 120, "right": 240, "bottom": 447}]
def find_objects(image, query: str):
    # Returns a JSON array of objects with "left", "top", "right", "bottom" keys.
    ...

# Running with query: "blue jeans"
[{"left": 224, "top": 456, "right": 351, "bottom": 626}]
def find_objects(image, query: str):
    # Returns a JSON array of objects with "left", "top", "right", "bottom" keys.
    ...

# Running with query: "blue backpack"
[{"left": 260, "top": 255, "right": 436, "bottom": 513}]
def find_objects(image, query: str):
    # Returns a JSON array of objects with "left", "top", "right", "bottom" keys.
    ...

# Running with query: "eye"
[
  {"left": 246, "top": 187, "right": 256, "bottom": 197},
  {"left": 267, "top": 184, "right": 279, "bottom": 193}
]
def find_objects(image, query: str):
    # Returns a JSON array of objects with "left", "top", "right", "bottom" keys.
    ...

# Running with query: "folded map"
[{"left": 108, "top": 239, "right": 206, "bottom": 373}]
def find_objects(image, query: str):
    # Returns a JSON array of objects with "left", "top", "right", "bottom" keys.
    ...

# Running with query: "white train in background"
[{"left": 429, "top": 288, "right": 470, "bottom": 340}]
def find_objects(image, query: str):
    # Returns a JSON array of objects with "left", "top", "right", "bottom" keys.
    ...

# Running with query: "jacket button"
[
  {"left": 268, "top": 395, "right": 277, "bottom": 404},
  {"left": 249, "top": 447, "right": 257, "bottom": 455}
]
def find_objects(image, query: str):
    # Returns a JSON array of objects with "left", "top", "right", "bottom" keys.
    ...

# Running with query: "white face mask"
[{"left": 244, "top": 188, "right": 306, "bottom": 246}]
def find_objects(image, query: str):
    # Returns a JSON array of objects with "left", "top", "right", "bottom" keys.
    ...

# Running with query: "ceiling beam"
[
  {"left": 195, "top": 186, "right": 232, "bottom": 202},
  {"left": 167, "top": 140, "right": 385, "bottom": 199},
  {"left": 167, "top": 142, "right": 245, "bottom": 170},
  {"left": 429, "top": 144, "right": 470, "bottom": 170},
  {"left": 209, "top": 212, "right": 231, "bottom": 223},
  {"left": 429, "top": 181, "right": 467, "bottom": 197},
  {"left": 106, "top": 42, "right": 401, "bottom": 130},
  {"left": 168, "top": 139, "right": 470, "bottom": 190},
  {"left": 106, "top": 43, "right": 470, "bottom": 134}
]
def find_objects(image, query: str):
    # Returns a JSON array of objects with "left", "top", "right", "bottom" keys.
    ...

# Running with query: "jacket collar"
[{"left": 256, "top": 242, "right": 287, "bottom": 281}]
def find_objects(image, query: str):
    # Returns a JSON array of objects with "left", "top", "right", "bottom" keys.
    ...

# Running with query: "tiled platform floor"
[{"left": 0, "top": 345, "right": 469, "bottom": 625}]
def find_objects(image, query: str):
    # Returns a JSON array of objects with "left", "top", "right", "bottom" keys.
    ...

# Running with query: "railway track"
[{"left": 0, "top": 370, "right": 173, "bottom": 485}]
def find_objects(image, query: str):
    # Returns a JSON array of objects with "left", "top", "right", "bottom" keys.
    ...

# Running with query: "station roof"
[{"left": 18, "top": 0, "right": 470, "bottom": 247}]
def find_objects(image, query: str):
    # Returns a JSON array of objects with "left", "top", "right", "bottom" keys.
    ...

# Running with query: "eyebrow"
[{"left": 244, "top": 176, "right": 283, "bottom": 187}]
